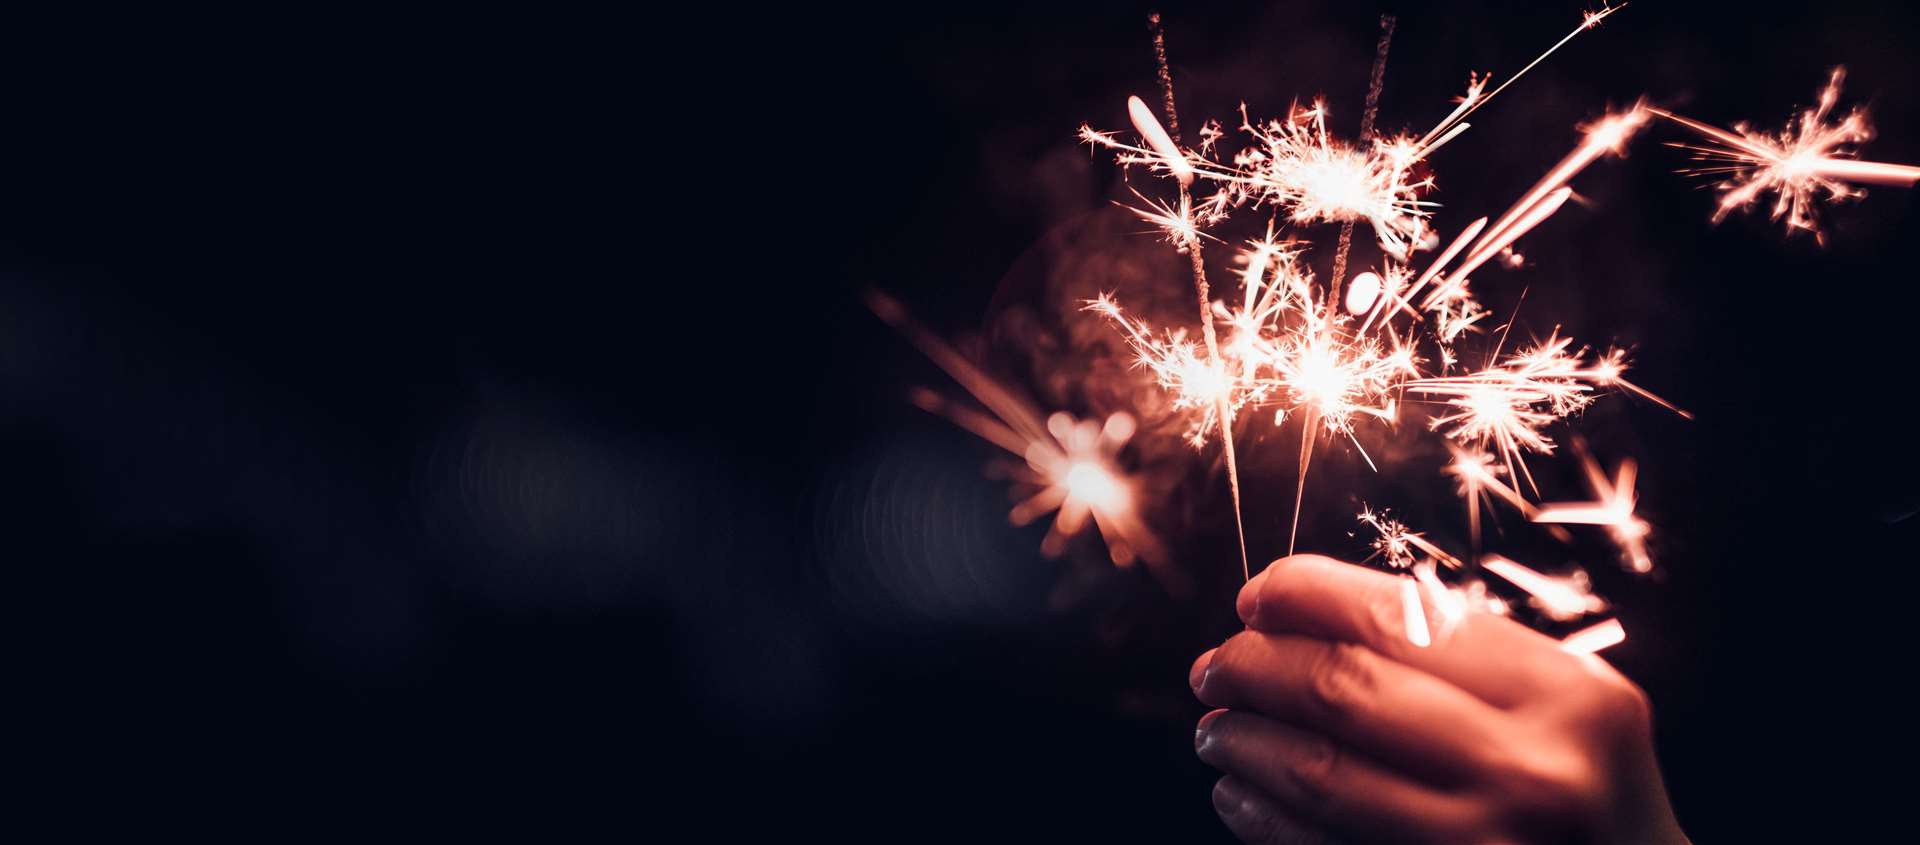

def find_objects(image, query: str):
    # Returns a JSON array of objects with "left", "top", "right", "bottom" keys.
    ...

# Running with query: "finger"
[
  {"left": 1198, "top": 710, "right": 1479, "bottom": 843},
  {"left": 1192, "top": 631, "right": 1505, "bottom": 781},
  {"left": 1212, "top": 776, "right": 1341, "bottom": 845},
  {"left": 1238, "top": 554, "right": 1579, "bottom": 708}
]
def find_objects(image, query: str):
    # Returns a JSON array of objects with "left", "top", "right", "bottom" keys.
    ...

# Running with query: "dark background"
[{"left": 12, "top": 1, "right": 1917, "bottom": 839}]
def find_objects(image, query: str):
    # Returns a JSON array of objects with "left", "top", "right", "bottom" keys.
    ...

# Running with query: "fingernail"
[
  {"left": 1237, "top": 566, "right": 1269, "bottom": 624},
  {"left": 1212, "top": 776, "right": 1250, "bottom": 817},
  {"left": 1188, "top": 647, "right": 1217, "bottom": 692},
  {"left": 1194, "top": 709, "right": 1223, "bottom": 756}
]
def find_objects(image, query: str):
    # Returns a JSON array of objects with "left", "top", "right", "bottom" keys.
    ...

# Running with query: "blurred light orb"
[
  {"left": 1064, "top": 460, "right": 1125, "bottom": 511},
  {"left": 1345, "top": 271, "right": 1382, "bottom": 315}
]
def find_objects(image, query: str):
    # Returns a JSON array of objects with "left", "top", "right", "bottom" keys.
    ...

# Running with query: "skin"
[{"left": 1190, "top": 554, "right": 1690, "bottom": 845}]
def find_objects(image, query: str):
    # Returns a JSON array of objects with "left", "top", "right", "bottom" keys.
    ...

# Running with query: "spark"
[
  {"left": 1407, "top": 331, "right": 1684, "bottom": 490},
  {"left": 1145, "top": 13, "right": 1253, "bottom": 580},
  {"left": 1083, "top": 9, "right": 1628, "bottom": 267},
  {"left": 1445, "top": 444, "right": 1536, "bottom": 549},
  {"left": 1358, "top": 507, "right": 1464, "bottom": 570},
  {"left": 1117, "top": 186, "right": 1213, "bottom": 249},
  {"left": 1534, "top": 447, "right": 1655, "bottom": 573},
  {"left": 1128, "top": 94, "right": 1195, "bottom": 187},
  {"left": 1481, "top": 555, "right": 1607, "bottom": 622},
  {"left": 1400, "top": 578, "right": 1432, "bottom": 648},
  {"left": 870, "top": 291, "right": 1168, "bottom": 570},
  {"left": 1228, "top": 99, "right": 1440, "bottom": 258},
  {"left": 1085, "top": 293, "right": 1250, "bottom": 448},
  {"left": 1656, "top": 67, "right": 1920, "bottom": 242},
  {"left": 1560, "top": 618, "right": 1627, "bottom": 654},
  {"left": 971, "top": 7, "right": 1796, "bottom": 643}
]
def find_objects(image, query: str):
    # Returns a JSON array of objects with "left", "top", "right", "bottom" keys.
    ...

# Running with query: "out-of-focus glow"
[
  {"left": 1401, "top": 578, "right": 1432, "bottom": 648},
  {"left": 1064, "top": 460, "right": 1127, "bottom": 513},
  {"left": 869, "top": 291, "right": 1167, "bottom": 570},
  {"left": 1534, "top": 450, "right": 1655, "bottom": 572},
  {"left": 1345, "top": 271, "right": 1383, "bottom": 315},
  {"left": 1482, "top": 555, "right": 1606, "bottom": 622},
  {"left": 1128, "top": 94, "right": 1195, "bottom": 187},
  {"left": 1560, "top": 618, "right": 1627, "bottom": 654}
]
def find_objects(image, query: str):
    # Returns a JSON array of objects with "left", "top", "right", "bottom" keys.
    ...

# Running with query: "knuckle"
[
  {"left": 1360, "top": 581, "right": 1405, "bottom": 644},
  {"left": 1275, "top": 733, "right": 1341, "bottom": 808},
  {"left": 1303, "top": 642, "right": 1376, "bottom": 724},
  {"left": 1491, "top": 748, "right": 1603, "bottom": 824},
  {"left": 1564, "top": 666, "right": 1653, "bottom": 736},
  {"left": 1597, "top": 675, "right": 1653, "bottom": 729}
]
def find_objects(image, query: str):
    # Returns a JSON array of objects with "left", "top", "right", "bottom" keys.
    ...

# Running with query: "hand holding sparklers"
[{"left": 1191, "top": 555, "right": 1689, "bottom": 845}]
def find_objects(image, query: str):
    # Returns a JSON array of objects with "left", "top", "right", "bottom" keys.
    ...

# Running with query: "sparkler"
[
  {"left": 1656, "top": 67, "right": 1920, "bottom": 242},
  {"left": 1071, "top": 7, "right": 1678, "bottom": 649},
  {"left": 880, "top": 6, "right": 1916, "bottom": 656},
  {"left": 1145, "top": 13, "right": 1253, "bottom": 580}
]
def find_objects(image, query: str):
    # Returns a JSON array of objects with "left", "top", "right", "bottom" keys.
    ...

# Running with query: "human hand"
[{"left": 1189, "top": 555, "right": 1688, "bottom": 845}]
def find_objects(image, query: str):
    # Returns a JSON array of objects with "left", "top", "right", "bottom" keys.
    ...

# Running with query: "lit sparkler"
[
  {"left": 879, "top": 5, "right": 1918, "bottom": 657},
  {"left": 1068, "top": 8, "right": 1679, "bottom": 653}
]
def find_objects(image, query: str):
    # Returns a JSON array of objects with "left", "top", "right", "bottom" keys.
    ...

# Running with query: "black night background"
[{"left": 10, "top": 2, "right": 1918, "bottom": 839}]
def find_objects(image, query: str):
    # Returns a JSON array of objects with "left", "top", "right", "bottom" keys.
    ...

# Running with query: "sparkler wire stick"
[
  {"left": 1328, "top": 15, "right": 1396, "bottom": 309},
  {"left": 1149, "top": 11, "right": 1251, "bottom": 580},
  {"left": 1294, "top": 16, "right": 1392, "bottom": 559}
]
